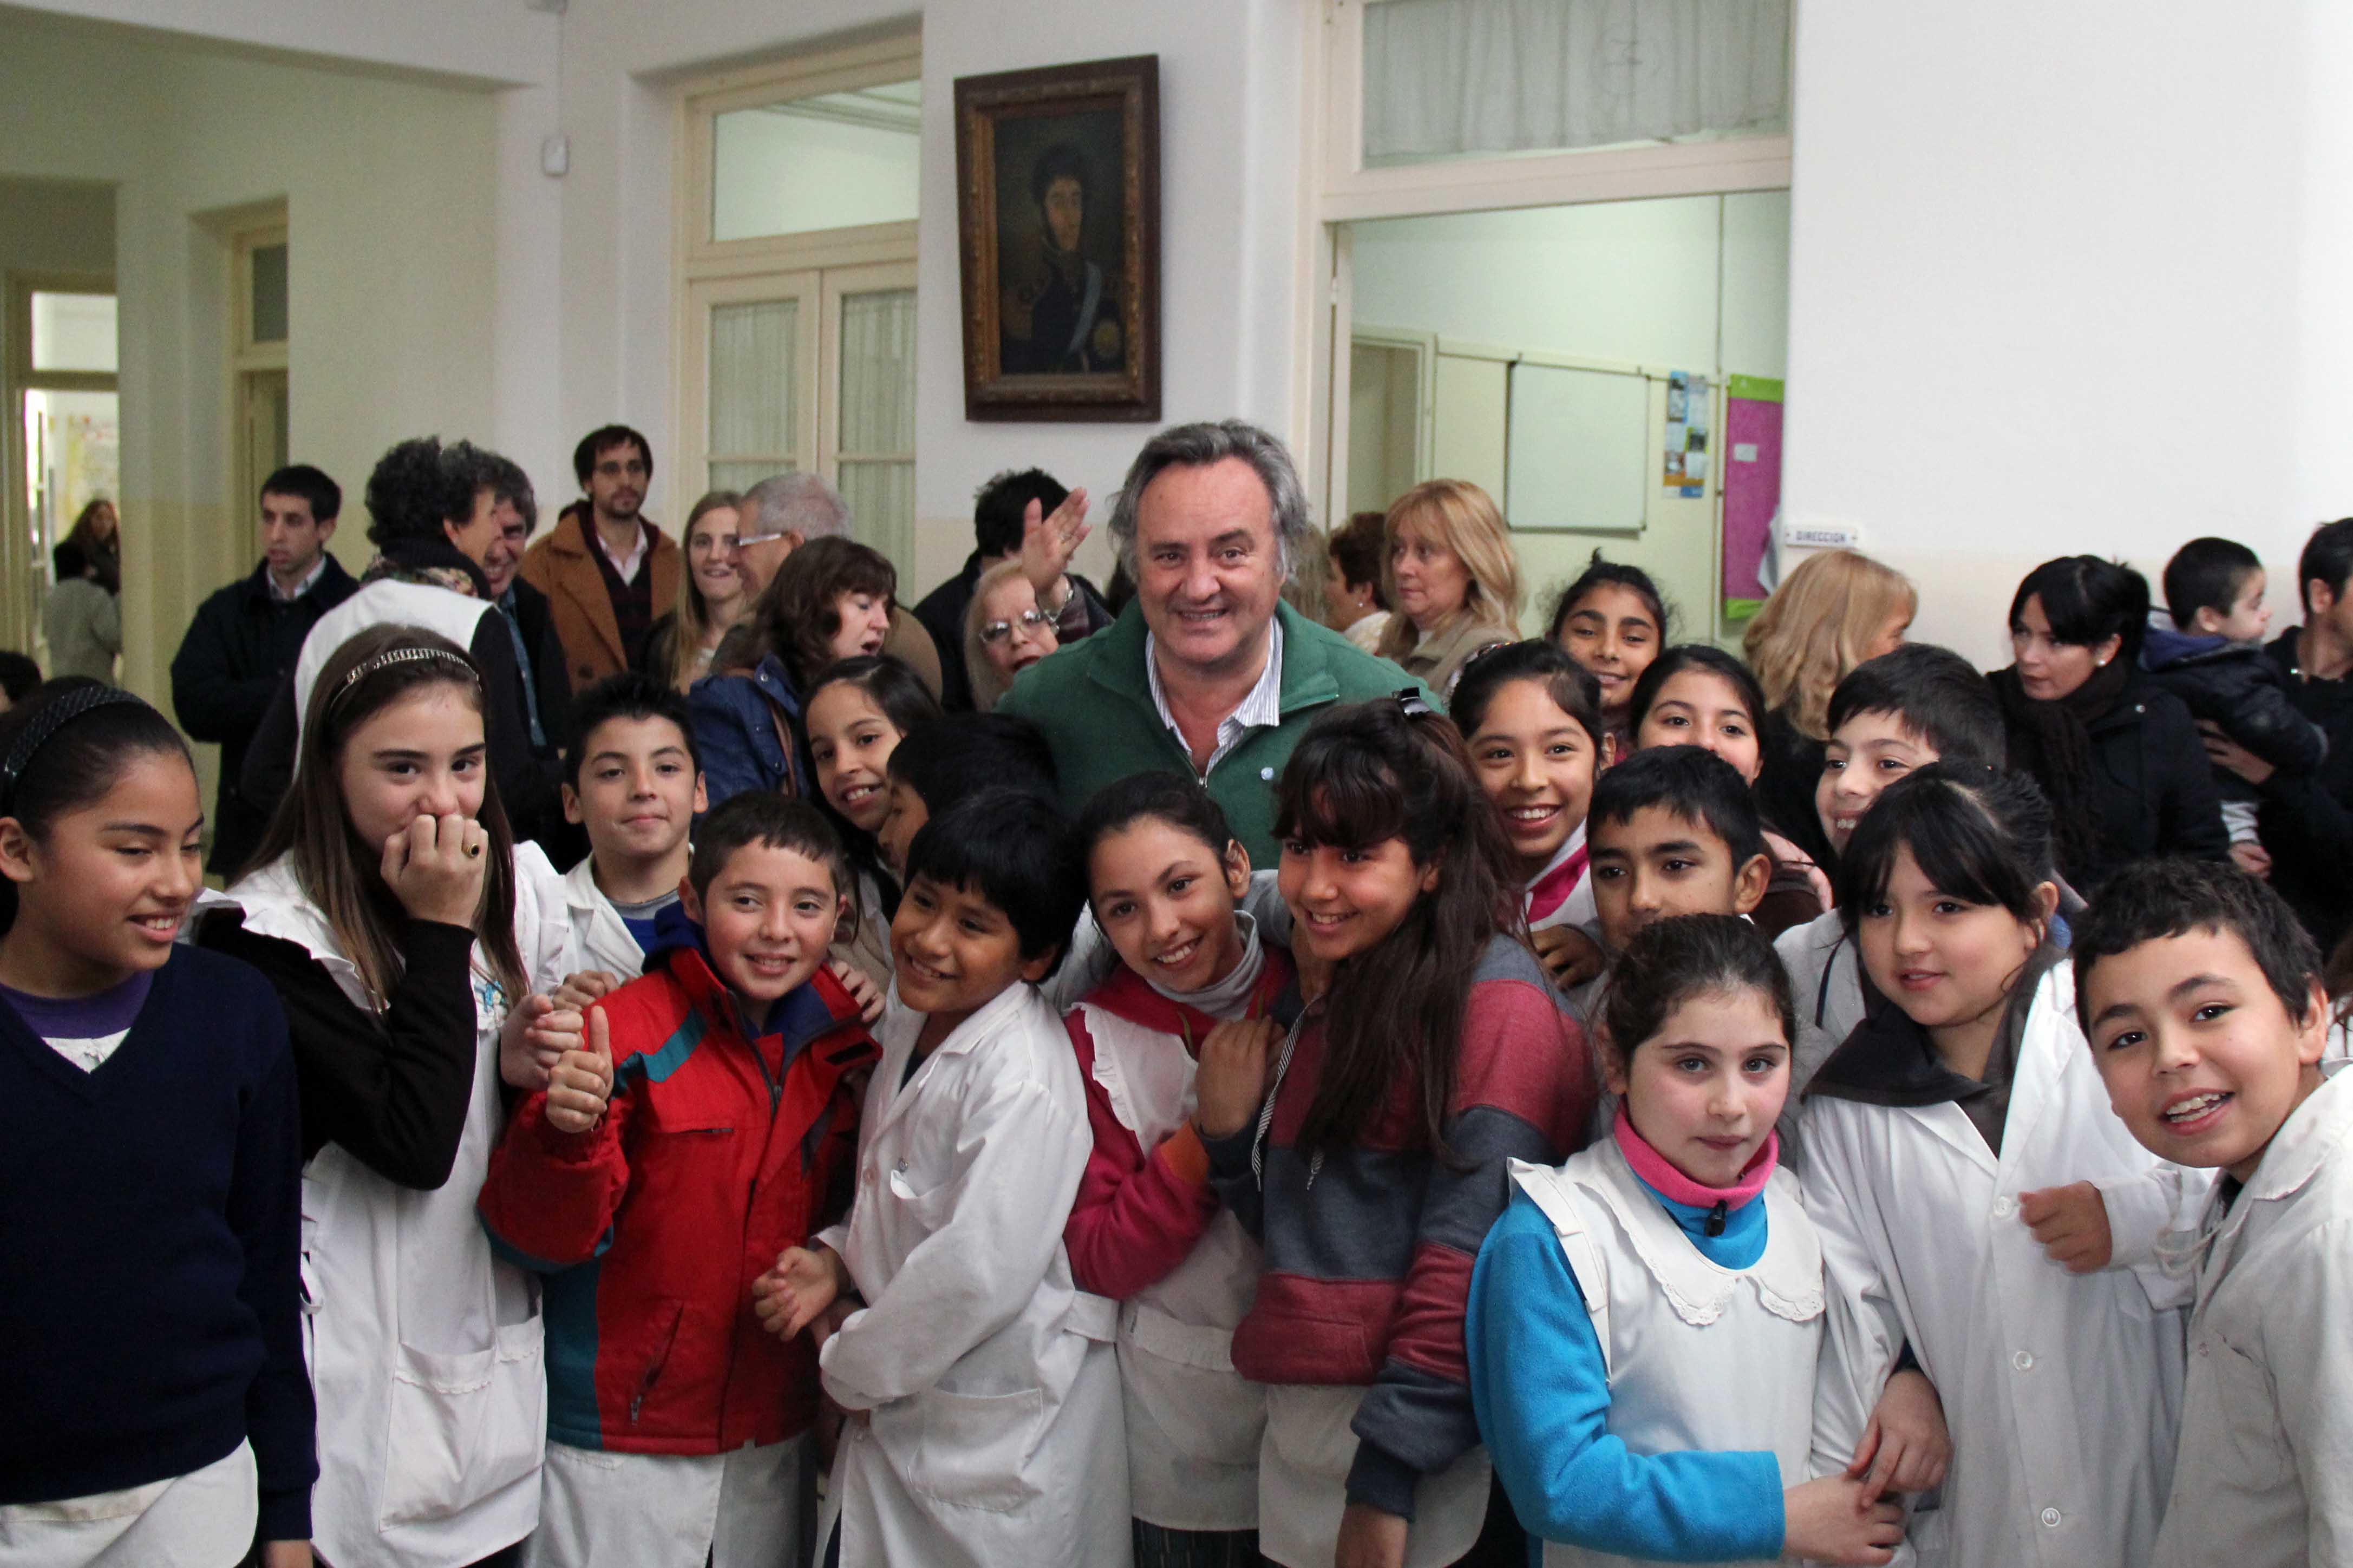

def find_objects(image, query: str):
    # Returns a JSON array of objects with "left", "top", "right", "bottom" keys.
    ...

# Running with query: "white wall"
[
  {"left": 555, "top": 0, "right": 1305, "bottom": 594},
  {"left": 1781, "top": 0, "right": 2353, "bottom": 666},
  {"left": 1351, "top": 192, "right": 1789, "bottom": 379},
  {"left": 0, "top": 5, "right": 499, "bottom": 710},
  {"left": 1349, "top": 192, "right": 1789, "bottom": 640}
]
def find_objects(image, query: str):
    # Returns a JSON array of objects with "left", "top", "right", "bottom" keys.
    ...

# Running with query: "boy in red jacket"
[{"left": 478, "top": 792, "right": 879, "bottom": 1568}]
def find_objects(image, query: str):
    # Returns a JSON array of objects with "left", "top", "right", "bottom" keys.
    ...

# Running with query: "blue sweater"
[
  {"left": 1467, "top": 1178, "right": 1785, "bottom": 1562},
  {"left": 0, "top": 945, "right": 315, "bottom": 1539}
]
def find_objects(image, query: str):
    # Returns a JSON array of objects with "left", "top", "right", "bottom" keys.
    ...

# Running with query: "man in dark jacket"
[
  {"left": 912, "top": 467, "right": 1112, "bottom": 712},
  {"left": 171, "top": 464, "right": 358, "bottom": 875},
  {"left": 2227, "top": 519, "right": 2353, "bottom": 950}
]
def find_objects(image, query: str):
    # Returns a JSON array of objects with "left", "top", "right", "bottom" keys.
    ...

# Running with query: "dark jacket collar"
[
  {"left": 241, "top": 552, "right": 357, "bottom": 608},
  {"left": 651, "top": 904, "right": 877, "bottom": 1073},
  {"left": 1807, "top": 941, "right": 2061, "bottom": 1108}
]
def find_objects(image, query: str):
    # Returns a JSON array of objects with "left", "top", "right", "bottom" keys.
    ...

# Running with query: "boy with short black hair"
[
  {"left": 558, "top": 672, "right": 706, "bottom": 979},
  {"left": 476, "top": 792, "right": 879, "bottom": 1568},
  {"left": 753, "top": 789, "right": 1130, "bottom": 1568},
  {"left": 874, "top": 710, "right": 1058, "bottom": 877},
  {"left": 1587, "top": 745, "right": 1773, "bottom": 958},
  {"left": 2073, "top": 857, "right": 2347, "bottom": 1568},
  {"left": 1777, "top": 642, "right": 2010, "bottom": 1113},
  {"left": 2145, "top": 536, "right": 2325, "bottom": 870}
]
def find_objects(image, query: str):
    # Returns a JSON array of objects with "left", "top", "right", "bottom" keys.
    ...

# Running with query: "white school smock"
[
  {"left": 226, "top": 844, "right": 568, "bottom": 1568},
  {"left": 523, "top": 1433, "right": 808, "bottom": 1568},
  {"left": 1771, "top": 909, "right": 1865, "bottom": 1175},
  {"left": 560, "top": 852, "right": 648, "bottom": 981},
  {"left": 1799, "top": 963, "right": 2201, "bottom": 1568},
  {"left": 2153, "top": 1063, "right": 2353, "bottom": 1568},
  {"left": 814, "top": 982, "right": 1132, "bottom": 1568},
  {"left": 1074, "top": 998, "right": 1265, "bottom": 1531},
  {"left": 1509, "top": 1140, "right": 1826, "bottom": 1568}
]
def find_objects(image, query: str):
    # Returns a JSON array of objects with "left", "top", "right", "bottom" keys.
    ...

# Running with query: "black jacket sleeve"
[
  {"left": 467, "top": 616, "right": 561, "bottom": 842},
  {"left": 2228, "top": 673, "right": 2330, "bottom": 775},
  {"left": 238, "top": 673, "right": 301, "bottom": 824},
  {"left": 225, "top": 1023, "right": 318, "bottom": 1541},
  {"left": 197, "top": 916, "right": 481, "bottom": 1190},
  {"left": 170, "top": 592, "right": 277, "bottom": 744},
  {"left": 2149, "top": 692, "right": 2231, "bottom": 862}
]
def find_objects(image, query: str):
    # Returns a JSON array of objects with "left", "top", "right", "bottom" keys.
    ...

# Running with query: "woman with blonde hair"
[
  {"left": 643, "top": 489, "right": 749, "bottom": 691},
  {"left": 1376, "top": 477, "right": 1523, "bottom": 699},
  {"left": 963, "top": 558, "right": 1061, "bottom": 711},
  {"left": 1742, "top": 547, "right": 1916, "bottom": 869}
]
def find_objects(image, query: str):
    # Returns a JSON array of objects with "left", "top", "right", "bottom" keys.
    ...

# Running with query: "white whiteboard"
[{"left": 1504, "top": 362, "right": 1649, "bottom": 534}]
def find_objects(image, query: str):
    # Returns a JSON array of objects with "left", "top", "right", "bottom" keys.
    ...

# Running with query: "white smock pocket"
[
  {"left": 870, "top": 1384, "right": 1047, "bottom": 1514},
  {"left": 378, "top": 1315, "right": 545, "bottom": 1528}
]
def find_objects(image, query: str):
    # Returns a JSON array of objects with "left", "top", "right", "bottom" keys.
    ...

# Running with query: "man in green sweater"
[{"left": 1001, "top": 420, "right": 1429, "bottom": 864}]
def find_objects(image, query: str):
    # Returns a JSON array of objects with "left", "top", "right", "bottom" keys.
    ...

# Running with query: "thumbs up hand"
[{"left": 545, "top": 1008, "right": 615, "bottom": 1134}]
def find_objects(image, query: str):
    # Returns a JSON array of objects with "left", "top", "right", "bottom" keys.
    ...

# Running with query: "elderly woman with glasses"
[{"left": 963, "top": 559, "right": 1061, "bottom": 710}]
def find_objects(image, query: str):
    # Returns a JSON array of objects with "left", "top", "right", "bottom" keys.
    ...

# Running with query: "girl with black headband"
[
  {"left": 0, "top": 681, "right": 315, "bottom": 1566},
  {"left": 196, "top": 625, "right": 576, "bottom": 1568}
]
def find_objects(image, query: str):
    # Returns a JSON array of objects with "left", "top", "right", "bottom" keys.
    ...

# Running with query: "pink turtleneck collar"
[{"left": 1612, "top": 1103, "right": 1777, "bottom": 1211}]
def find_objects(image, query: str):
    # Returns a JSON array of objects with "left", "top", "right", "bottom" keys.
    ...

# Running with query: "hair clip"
[
  {"left": 1392, "top": 687, "right": 1435, "bottom": 718},
  {"left": 0, "top": 686, "right": 151, "bottom": 812},
  {"left": 328, "top": 645, "right": 480, "bottom": 713}
]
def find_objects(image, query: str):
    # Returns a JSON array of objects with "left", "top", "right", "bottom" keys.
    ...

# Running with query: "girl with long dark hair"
[{"left": 1201, "top": 696, "right": 1594, "bottom": 1568}]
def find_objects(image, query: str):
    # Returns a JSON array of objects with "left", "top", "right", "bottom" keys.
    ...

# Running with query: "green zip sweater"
[{"left": 999, "top": 599, "right": 1430, "bottom": 864}]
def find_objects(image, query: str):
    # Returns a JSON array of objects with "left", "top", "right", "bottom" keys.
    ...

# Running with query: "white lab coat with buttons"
[
  {"left": 224, "top": 843, "right": 570, "bottom": 1568},
  {"left": 559, "top": 853, "right": 649, "bottom": 981},
  {"left": 1799, "top": 963, "right": 2203, "bottom": 1568},
  {"left": 815, "top": 981, "right": 1132, "bottom": 1568},
  {"left": 2154, "top": 1062, "right": 2353, "bottom": 1568}
]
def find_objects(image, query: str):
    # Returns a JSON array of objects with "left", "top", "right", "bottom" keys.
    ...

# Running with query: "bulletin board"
[
  {"left": 1721, "top": 374, "right": 1785, "bottom": 603},
  {"left": 1503, "top": 359, "right": 1651, "bottom": 534}
]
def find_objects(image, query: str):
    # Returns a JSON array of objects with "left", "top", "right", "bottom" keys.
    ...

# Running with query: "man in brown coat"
[{"left": 522, "top": 424, "right": 682, "bottom": 687}]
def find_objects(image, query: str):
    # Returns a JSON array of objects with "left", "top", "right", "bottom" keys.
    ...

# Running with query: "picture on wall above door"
[{"left": 953, "top": 54, "right": 1159, "bottom": 422}]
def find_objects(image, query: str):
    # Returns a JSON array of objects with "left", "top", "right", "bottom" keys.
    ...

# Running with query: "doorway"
[{"left": 7, "top": 278, "right": 120, "bottom": 661}]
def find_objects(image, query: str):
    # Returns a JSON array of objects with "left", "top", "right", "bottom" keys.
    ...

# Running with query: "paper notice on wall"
[{"left": 1663, "top": 371, "right": 1709, "bottom": 497}]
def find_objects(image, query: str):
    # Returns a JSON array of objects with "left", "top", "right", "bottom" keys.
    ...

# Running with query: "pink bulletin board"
[{"left": 1722, "top": 375, "right": 1784, "bottom": 602}]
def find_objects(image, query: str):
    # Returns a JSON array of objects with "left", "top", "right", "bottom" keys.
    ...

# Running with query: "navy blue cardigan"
[{"left": 0, "top": 944, "right": 315, "bottom": 1539}]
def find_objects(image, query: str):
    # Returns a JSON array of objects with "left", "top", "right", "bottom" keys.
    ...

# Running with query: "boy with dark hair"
[
  {"left": 1586, "top": 745, "right": 1774, "bottom": 961},
  {"left": 558, "top": 672, "right": 706, "bottom": 979},
  {"left": 476, "top": 791, "right": 880, "bottom": 1568},
  {"left": 875, "top": 711, "right": 1060, "bottom": 877},
  {"left": 0, "top": 649, "right": 40, "bottom": 710},
  {"left": 754, "top": 790, "right": 1129, "bottom": 1568},
  {"left": 2073, "top": 857, "right": 2345, "bottom": 1568},
  {"left": 1777, "top": 642, "right": 2011, "bottom": 1112},
  {"left": 2144, "top": 536, "right": 2325, "bottom": 872},
  {"left": 911, "top": 467, "right": 1113, "bottom": 713}
]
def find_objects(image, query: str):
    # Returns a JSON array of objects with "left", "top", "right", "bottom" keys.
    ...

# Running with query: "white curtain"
[
  {"left": 836, "top": 287, "right": 917, "bottom": 568},
  {"left": 1363, "top": 0, "right": 1789, "bottom": 165},
  {"left": 709, "top": 298, "right": 799, "bottom": 466}
]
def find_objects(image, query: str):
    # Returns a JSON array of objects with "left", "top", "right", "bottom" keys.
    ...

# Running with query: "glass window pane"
[
  {"left": 30, "top": 292, "right": 117, "bottom": 374},
  {"left": 838, "top": 460, "right": 913, "bottom": 570},
  {"left": 1363, "top": 0, "right": 1789, "bottom": 168},
  {"left": 713, "top": 79, "right": 921, "bottom": 242},
  {"left": 838, "top": 288, "right": 916, "bottom": 457},
  {"left": 23, "top": 388, "right": 121, "bottom": 567},
  {"left": 709, "top": 298, "right": 799, "bottom": 466},
  {"left": 251, "top": 242, "right": 289, "bottom": 343}
]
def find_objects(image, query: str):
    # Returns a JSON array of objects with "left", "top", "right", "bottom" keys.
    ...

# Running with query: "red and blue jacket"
[{"left": 477, "top": 911, "right": 878, "bottom": 1454}]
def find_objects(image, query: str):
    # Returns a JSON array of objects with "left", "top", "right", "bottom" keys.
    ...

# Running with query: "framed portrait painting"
[{"left": 955, "top": 55, "right": 1160, "bottom": 422}]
